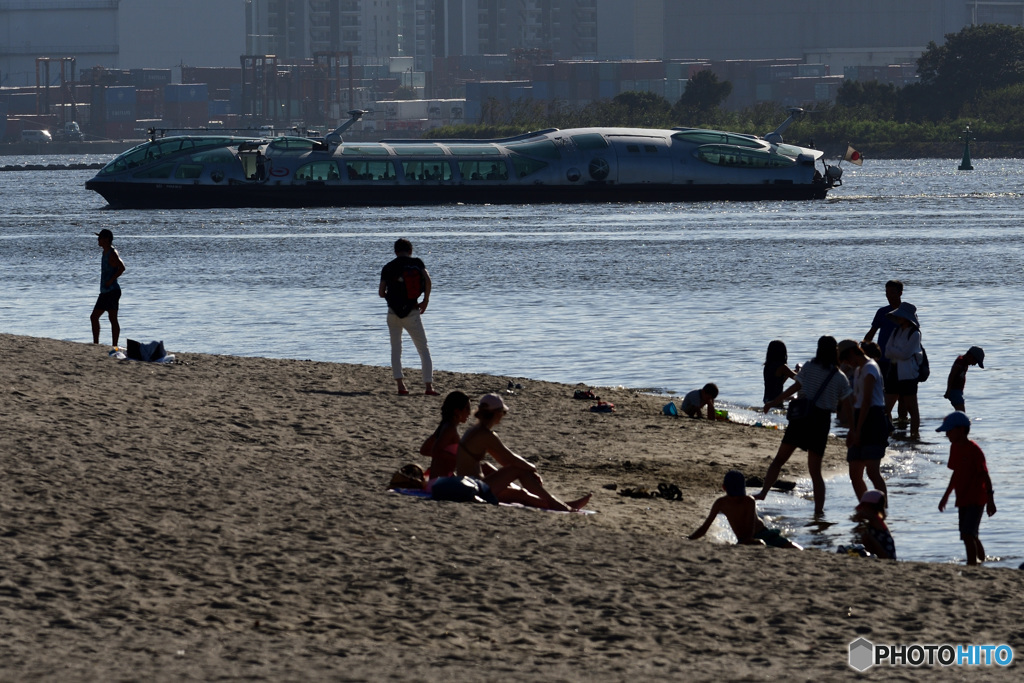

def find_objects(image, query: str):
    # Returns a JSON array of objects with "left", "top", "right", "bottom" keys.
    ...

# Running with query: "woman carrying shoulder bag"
[{"left": 755, "top": 336, "right": 854, "bottom": 516}]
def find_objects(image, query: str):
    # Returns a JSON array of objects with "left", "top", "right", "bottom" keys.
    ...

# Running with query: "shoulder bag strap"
[{"left": 809, "top": 367, "right": 838, "bottom": 408}]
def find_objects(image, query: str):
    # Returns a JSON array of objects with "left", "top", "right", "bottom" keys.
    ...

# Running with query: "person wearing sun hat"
[
  {"left": 944, "top": 345, "right": 985, "bottom": 412},
  {"left": 90, "top": 228, "right": 126, "bottom": 346},
  {"left": 455, "top": 393, "right": 591, "bottom": 512},
  {"left": 937, "top": 411, "right": 997, "bottom": 566},
  {"left": 883, "top": 301, "right": 923, "bottom": 439}
]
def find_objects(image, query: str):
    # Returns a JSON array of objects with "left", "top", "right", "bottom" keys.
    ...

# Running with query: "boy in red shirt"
[{"left": 937, "top": 411, "right": 997, "bottom": 566}]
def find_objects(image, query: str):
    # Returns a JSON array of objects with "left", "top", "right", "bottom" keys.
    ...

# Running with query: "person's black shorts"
[
  {"left": 958, "top": 504, "right": 984, "bottom": 540},
  {"left": 846, "top": 406, "right": 890, "bottom": 462},
  {"left": 93, "top": 289, "right": 121, "bottom": 314},
  {"left": 884, "top": 364, "right": 899, "bottom": 395},
  {"left": 894, "top": 377, "right": 918, "bottom": 396},
  {"left": 782, "top": 405, "right": 832, "bottom": 455}
]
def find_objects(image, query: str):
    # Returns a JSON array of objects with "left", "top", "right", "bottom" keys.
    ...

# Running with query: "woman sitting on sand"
[
  {"left": 456, "top": 394, "right": 591, "bottom": 512},
  {"left": 421, "top": 391, "right": 472, "bottom": 478}
]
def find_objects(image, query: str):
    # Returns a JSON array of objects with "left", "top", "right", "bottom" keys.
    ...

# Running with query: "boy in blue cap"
[
  {"left": 944, "top": 346, "right": 985, "bottom": 412},
  {"left": 689, "top": 470, "right": 801, "bottom": 549},
  {"left": 937, "top": 411, "right": 996, "bottom": 566}
]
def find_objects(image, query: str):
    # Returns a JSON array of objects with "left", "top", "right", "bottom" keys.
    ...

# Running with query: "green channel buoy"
[{"left": 958, "top": 125, "right": 974, "bottom": 171}]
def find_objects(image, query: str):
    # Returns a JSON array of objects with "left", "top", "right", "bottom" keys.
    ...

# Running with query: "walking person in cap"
[
  {"left": 90, "top": 228, "right": 125, "bottom": 347},
  {"left": 456, "top": 394, "right": 591, "bottom": 511},
  {"left": 884, "top": 302, "right": 923, "bottom": 439},
  {"left": 944, "top": 346, "right": 985, "bottom": 412},
  {"left": 379, "top": 238, "right": 436, "bottom": 396},
  {"left": 937, "top": 411, "right": 996, "bottom": 566}
]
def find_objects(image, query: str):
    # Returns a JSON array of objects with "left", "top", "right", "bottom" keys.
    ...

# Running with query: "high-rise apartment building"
[
  {"left": 247, "top": 0, "right": 399, "bottom": 62},
  {"left": 474, "top": 0, "right": 596, "bottom": 58}
]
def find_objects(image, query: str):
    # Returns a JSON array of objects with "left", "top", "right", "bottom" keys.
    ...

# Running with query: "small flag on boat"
[{"left": 844, "top": 145, "right": 863, "bottom": 166}]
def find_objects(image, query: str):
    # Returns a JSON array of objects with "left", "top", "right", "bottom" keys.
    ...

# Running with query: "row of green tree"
[{"left": 426, "top": 24, "right": 1024, "bottom": 148}]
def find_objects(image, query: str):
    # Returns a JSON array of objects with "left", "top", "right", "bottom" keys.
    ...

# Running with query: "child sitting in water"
[
  {"left": 680, "top": 383, "right": 720, "bottom": 419},
  {"left": 853, "top": 489, "right": 896, "bottom": 560},
  {"left": 689, "top": 470, "right": 801, "bottom": 549}
]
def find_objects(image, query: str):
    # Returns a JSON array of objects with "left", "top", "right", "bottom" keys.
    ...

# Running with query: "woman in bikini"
[
  {"left": 422, "top": 391, "right": 472, "bottom": 478},
  {"left": 456, "top": 394, "right": 591, "bottom": 512}
]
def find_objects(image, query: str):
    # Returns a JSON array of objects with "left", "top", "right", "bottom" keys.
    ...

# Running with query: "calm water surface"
[{"left": 2, "top": 154, "right": 1022, "bottom": 568}]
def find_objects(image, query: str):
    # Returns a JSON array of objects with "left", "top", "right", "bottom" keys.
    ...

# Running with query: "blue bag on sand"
[
  {"left": 663, "top": 402, "right": 678, "bottom": 416},
  {"left": 430, "top": 476, "right": 499, "bottom": 505}
]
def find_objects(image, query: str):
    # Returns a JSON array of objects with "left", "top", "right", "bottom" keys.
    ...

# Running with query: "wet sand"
[{"left": 1, "top": 333, "right": 1020, "bottom": 681}]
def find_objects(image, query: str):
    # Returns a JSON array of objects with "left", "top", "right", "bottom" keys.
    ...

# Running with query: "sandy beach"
[{"left": 1, "top": 332, "right": 1020, "bottom": 681}]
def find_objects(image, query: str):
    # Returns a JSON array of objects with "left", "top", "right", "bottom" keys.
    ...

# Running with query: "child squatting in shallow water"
[
  {"left": 853, "top": 489, "right": 896, "bottom": 560},
  {"left": 689, "top": 470, "right": 801, "bottom": 549}
]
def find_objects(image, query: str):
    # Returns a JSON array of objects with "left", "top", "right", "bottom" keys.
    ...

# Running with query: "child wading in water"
[
  {"left": 689, "top": 470, "right": 801, "bottom": 549},
  {"left": 936, "top": 411, "right": 997, "bottom": 566},
  {"left": 944, "top": 346, "right": 985, "bottom": 412}
]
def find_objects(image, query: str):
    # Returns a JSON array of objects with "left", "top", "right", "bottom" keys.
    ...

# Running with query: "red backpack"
[{"left": 400, "top": 264, "right": 424, "bottom": 300}]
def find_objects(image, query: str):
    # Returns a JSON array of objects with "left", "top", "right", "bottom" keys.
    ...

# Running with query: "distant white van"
[{"left": 21, "top": 129, "right": 52, "bottom": 143}]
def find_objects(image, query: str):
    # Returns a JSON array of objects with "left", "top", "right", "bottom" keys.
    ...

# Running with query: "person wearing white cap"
[
  {"left": 883, "top": 301, "right": 922, "bottom": 439},
  {"left": 456, "top": 394, "right": 591, "bottom": 512},
  {"left": 937, "top": 411, "right": 997, "bottom": 566},
  {"left": 944, "top": 346, "right": 985, "bottom": 412},
  {"left": 90, "top": 228, "right": 126, "bottom": 346}
]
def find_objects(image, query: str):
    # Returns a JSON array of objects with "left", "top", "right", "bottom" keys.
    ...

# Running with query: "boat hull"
[{"left": 87, "top": 180, "right": 828, "bottom": 209}]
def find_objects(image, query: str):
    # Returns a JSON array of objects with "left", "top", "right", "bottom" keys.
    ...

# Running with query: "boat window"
[
  {"left": 626, "top": 144, "right": 640, "bottom": 153},
  {"left": 341, "top": 145, "right": 391, "bottom": 155},
  {"left": 401, "top": 160, "right": 452, "bottom": 181},
  {"left": 174, "top": 164, "right": 203, "bottom": 179},
  {"left": 695, "top": 145, "right": 796, "bottom": 168},
  {"left": 98, "top": 137, "right": 239, "bottom": 175},
  {"left": 509, "top": 153, "right": 548, "bottom": 178},
  {"left": 672, "top": 130, "right": 764, "bottom": 149},
  {"left": 505, "top": 139, "right": 561, "bottom": 160},
  {"left": 296, "top": 161, "right": 341, "bottom": 181},
  {"left": 268, "top": 138, "right": 319, "bottom": 151},
  {"left": 344, "top": 159, "right": 396, "bottom": 180},
  {"left": 391, "top": 144, "right": 444, "bottom": 155},
  {"left": 644, "top": 144, "right": 658, "bottom": 153},
  {"left": 102, "top": 145, "right": 152, "bottom": 173},
  {"left": 570, "top": 133, "right": 608, "bottom": 150},
  {"left": 459, "top": 160, "right": 508, "bottom": 181},
  {"left": 190, "top": 148, "right": 236, "bottom": 164},
  {"left": 131, "top": 162, "right": 175, "bottom": 179},
  {"left": 447, "top": 145, "right": 501, "bottom": 156}
]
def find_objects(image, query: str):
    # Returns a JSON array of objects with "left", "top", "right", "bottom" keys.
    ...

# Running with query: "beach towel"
[{"left": 387, "top": 487, "right": 596, "bottom": 514}]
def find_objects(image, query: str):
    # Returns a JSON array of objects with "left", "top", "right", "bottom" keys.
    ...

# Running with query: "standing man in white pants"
[{"left": 379, "top": 238, "right": 437, "bottom": 396}]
